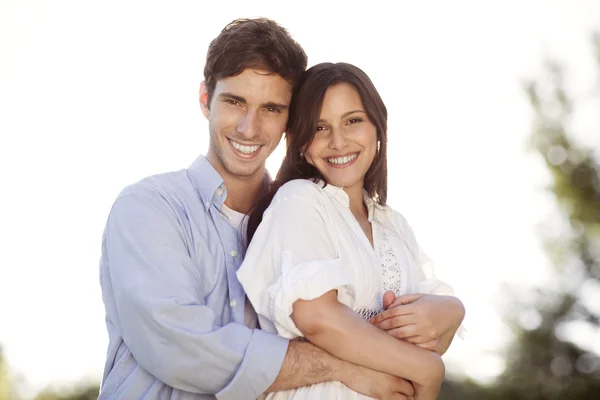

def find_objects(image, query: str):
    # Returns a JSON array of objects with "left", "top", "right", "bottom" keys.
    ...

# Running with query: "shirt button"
[
  {"left": 230, "top": 250, "right": 238, "bottom": 257},
  {"left": 230, "top": 299, "right": 237, "bottom": 308},
  {"left": 216, "top": 188, "right": 223, "bottom": 196}
]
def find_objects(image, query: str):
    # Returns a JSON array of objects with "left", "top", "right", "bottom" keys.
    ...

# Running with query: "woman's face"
[{"left": 304, "top": 83, "right": 378, "bottom": 192}]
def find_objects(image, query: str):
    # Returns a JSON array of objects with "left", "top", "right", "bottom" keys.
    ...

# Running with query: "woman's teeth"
[{"left": 327, "top": 153, "right": 357, "bottom": 165}]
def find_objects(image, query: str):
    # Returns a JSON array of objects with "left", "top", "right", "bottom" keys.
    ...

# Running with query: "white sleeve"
[{"left": 237, "top": 181, "right": 356, "bottom": 338}]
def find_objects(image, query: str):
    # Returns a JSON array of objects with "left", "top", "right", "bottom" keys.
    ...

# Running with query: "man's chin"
[{"left": 224, "top": 160, "right": 265, "bottom": 179}]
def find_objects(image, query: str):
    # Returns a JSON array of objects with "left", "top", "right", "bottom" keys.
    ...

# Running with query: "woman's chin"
[{"left": 326, "top": 178, "right": 362, "bottom": 190}]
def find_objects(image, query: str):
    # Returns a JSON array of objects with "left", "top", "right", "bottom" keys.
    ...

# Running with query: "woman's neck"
[
  {"left": 344, "top": 184, "right": 367, "bottom": 220},
  {"left": 344, "top": 183, "right": 373, "bottom": 247}
]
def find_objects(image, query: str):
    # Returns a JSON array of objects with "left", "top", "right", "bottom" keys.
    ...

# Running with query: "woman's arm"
[{"left": 292, "top": 290, "right": 444, "bottom": 398}]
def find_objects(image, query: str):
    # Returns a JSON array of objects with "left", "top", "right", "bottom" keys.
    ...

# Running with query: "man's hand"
[
  {"left": 371, "top": 292, "right": 464, "bottom": 346},
  {"left": 341, "top": 362, "right": 415, "bottom": 400}
]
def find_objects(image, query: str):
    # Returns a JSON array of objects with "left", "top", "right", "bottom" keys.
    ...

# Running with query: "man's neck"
[
  {"left": 223, "top": 172, "right": 267, "bottom": 214},
  {"left": 205, "top": 150, "right": 269, "bottom": 214}
]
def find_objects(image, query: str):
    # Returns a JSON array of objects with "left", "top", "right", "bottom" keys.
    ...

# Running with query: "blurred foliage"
[
  {"left": 1, "top": 345, "right": 98, "bottom": 400},
  {"left": 31, "top": 385, "right": 99, "bottom": 400},
  {"left": 440, "top": 32, "right": 600, "bottom": 400},
  {"left": 1, "top": 346, "right": 18, "bottom": 400}
]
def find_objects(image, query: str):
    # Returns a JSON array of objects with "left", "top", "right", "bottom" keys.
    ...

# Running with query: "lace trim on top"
[
  {"left": 354, "top": 222, "right": 404, "bottom": 321},
  {"left": 356, "top": 308, "right": 381, "bottom": 321},
  {"left": 374, "top": 222, "right": 403, "bottom": 297}
]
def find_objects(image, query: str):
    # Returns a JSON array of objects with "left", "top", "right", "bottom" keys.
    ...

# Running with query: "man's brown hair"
[{"left": 203, "top": 18, "right": 308, "bottom": 106}]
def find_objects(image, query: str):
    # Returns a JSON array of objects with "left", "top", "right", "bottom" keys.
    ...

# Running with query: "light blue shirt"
[{"left": 99, "top": 155, "right": 289, "bottom": 400}]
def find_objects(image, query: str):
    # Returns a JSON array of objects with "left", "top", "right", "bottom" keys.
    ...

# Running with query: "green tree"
[
  {"left": 441, "top": 32, "right": 600, "bottom": 400},
  {"left": 497, "top": 32, "right": 600, "bottom": 400}
]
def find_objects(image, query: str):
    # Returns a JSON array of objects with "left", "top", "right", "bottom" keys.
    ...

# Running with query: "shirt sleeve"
[
  {"left": 103, "top": 187, "right": 288, "bottom": 399},
  {"left": 237, "top": 180, "right": 357, "bottom": 338},
  {"left": 391, "top": 210, "right": 467, "bottom": 338}
]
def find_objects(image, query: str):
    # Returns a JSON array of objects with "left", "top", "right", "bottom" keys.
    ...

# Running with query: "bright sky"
[{"left": 1, "top": 0, "right": 599, "bottom": 396}]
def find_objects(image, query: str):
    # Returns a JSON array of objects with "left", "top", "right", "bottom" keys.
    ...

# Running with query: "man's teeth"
[
  {"left": 231, "top": 140, "right": 260, "bottom": 154},
  {"left": 327, "top": 154, "right": 357, "bottom": 165}
]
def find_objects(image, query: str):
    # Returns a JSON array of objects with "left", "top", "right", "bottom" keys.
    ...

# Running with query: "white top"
[{"left": 237, "top": 179, "right": 456, "bottom": 400}]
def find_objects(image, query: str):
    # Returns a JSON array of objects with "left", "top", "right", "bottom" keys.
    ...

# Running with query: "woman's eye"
[{"left": 348, "top": 118, "right": 363, "bottom": 124}]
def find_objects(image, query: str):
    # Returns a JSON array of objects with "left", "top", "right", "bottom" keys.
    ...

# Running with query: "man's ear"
[{"left": 199, "top": 81, "right": 210, "bottom": 119}]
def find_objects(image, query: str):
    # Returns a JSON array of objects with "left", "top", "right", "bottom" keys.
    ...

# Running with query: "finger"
[
  {"left": 406, "top": 335, "right": 431, "bottom": 344},
  {"left": 388, "top": 293, "right": 424, "bottom": 308},
  {"left": 383, "top": 290, "right": 396, "bottom": 310},
  {"left": 387, "top": 324, "right": 418, "bottom": 339},
  {"left": 375, "top": 314, "right": 414, "bottom": 331},
  {"left": 369, "top": 306, "right": 414, "bottom": 325},
  {"left": 394, "top": 378, "right": 415, "bottom": 397},
  {"left": 416, "top": 339, "right": 437, "bottom": 349}
]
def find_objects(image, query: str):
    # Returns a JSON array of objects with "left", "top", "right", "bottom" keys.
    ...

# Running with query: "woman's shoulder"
[
  {"left": 274, "top": 179, "right": 328, "bottom": 202},
  {"left": 376, "top": 204, "right": 413, "bottom": 237}
]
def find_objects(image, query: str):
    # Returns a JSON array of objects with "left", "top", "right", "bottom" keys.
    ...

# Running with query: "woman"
[{"left": 237, "top": 62, "right": 465, "bottom": 399}]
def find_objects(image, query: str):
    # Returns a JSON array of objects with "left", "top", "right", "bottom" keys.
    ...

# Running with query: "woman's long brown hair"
[{"left": 246, "top": 62, "right": 388, "bottom": 243}]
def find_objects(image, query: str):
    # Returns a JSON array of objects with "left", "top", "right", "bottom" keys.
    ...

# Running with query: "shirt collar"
[
  {"left": 187, "top": 155, "right": 274, "bottom": 213},
  {"left": 187, "top": 155, "right": 225, "bottom": 212},
  {"left": 317, "top": 179, "right": 391, "bottom": 221}
]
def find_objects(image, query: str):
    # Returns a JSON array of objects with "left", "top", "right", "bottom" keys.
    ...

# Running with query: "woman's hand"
[{"left": 370, "top": 292, "right": 465, "bottom": 349}]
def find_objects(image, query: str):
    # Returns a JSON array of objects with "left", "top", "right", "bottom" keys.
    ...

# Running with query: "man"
[{"left": 99, "top": 18, "right": 415, "bottom": 399}]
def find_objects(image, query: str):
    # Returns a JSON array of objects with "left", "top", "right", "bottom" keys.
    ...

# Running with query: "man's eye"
[
  {"left": 267, "top": 107, "right": 281, "bottom": 113},
  {"left": 225, "top": 99, "right": 240, "bottom": 106}
]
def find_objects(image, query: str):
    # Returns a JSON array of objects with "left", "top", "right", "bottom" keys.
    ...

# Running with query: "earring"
[{"left": 377, "top": 140, "right": 381, "bottom": 153}]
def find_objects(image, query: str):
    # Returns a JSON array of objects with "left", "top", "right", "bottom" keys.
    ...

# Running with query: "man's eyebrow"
[
  {"left": 218, "top": 93, "right": 247, "bottom": 103},
  {"left": 218, "top": 94, "right": 288, "bottom": 110},
  {"left": 262, "top": 102, "right": 288, "bottom": 110}
]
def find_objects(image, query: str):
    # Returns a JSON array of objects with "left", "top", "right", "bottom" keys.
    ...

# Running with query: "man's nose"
[{"left": 237, "top": 111, "right": 260, "bottom": 139}]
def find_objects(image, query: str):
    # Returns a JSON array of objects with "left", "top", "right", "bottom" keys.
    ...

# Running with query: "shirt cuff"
[{"left": 216, "top": 329, "right": 289, "bottom": 400}]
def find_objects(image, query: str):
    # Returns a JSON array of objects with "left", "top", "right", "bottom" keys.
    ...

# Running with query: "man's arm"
[
  {"left": 266, "top": 339, "right": 416, "bottom": 399},
  {"left": 103, "top": 189, "right": 288, "bottom": 400},
  {"left": 265, "top": 340, "right": 337, "bottom": 392}
]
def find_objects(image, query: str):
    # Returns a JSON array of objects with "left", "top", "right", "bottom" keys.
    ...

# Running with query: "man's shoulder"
[
  {"left": 116, "top": 168, "right": 194, "bottom": 202},
  {"left": 107, "top": 168, "right": 204, "bottom": 223}
]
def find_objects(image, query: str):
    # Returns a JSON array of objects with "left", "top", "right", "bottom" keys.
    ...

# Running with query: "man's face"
[{"left": 200, "top": 69, "right": 292, "bottom": 181}]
